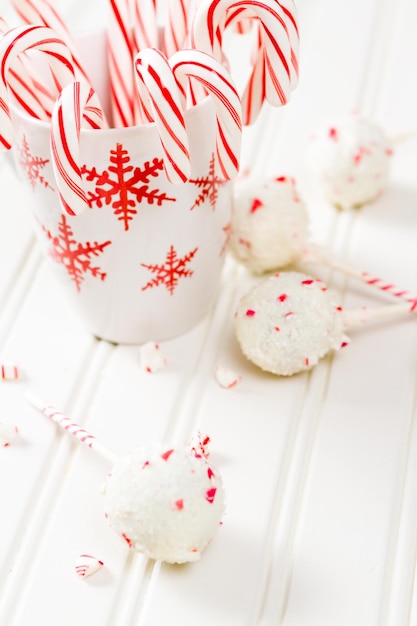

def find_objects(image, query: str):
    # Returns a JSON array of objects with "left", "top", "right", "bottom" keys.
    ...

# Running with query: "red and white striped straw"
[
  {"left": 50, "top": 80, "right": 107, "bottom": 216},
  {"left": 191, "top": 0, "right": 298, "bottom": 124},
  {"left": 171, "top": 48, "right": 242, "bottom": 180},
  {"left": 304, "top": 245, "right": 417, "bottom": 310},
  {"left": 107, "top": 0, "right": 136, "bottom": 127},
  {"left": 26, "top": 392, "right": 117, "bottom": 464},
  {"left": 0, "top": 25, "right": 76, "bottom": 150},
  {"left": 0, "top": 17, "right": 55, "bottom": 120},
  {"left": 11, "top": 0, "right": 92, "bottom": 83},
  {"left": 134, "top": 48, "right": 191, "bottom": 183},
  {"left": 360, "top": 272, "right": 417, "bottom": 309}
]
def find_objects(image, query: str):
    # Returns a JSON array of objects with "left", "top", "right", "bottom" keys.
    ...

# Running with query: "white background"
[{"left": 0, "top": 0, "right": 417, "bottom": 624}]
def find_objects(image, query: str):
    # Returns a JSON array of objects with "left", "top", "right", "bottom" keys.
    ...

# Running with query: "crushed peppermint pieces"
[
  {"left": 140, "top": 342, "right": 167, "bottom": 373},
  {"left": 1, "top": 363, "right": 19, "bottom": 381},
  {"left": 214, "top": 366, "right": 241, "bottom": 389},
  {"left": 74, "top": 554, "right": 104, "bottom": 579},
  {"left": 0, "top": 423, "right": 19, "bottom": 447}
]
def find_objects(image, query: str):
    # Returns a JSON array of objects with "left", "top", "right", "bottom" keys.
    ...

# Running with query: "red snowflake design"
[
  {"left": 18, "top": 134, "right": 54, "bottom": 190},
  {"left": 42, "top": 214, "right": 112, "bottom": 292},
  {"left": 220, "top": 220, "right": 232, "bottom": 256},
  {"left": 189, "top": 154, "right": 227, "bottom": 210},
  {"left": 141, "top": 244, "right": 198, "bottom": 295},
  {"left": 81, "top": 144, "right": 176, "bottom": 231}
]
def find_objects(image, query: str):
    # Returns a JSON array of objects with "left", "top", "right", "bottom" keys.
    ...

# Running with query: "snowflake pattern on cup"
[
  {"left": 41, "top": 214, "right": 112, "bottom": 292},
  {"left": 81, "top": 143, "right": 176, "bottom": 231},
  {"left": 141, "top": 244, "right": 198, "bottom": 295},
  {"left": 18, "top": 134, "right": 54, "bottom": 191},
  {"left": 189, "top": 154, "right": 227, "bottom": 210}
]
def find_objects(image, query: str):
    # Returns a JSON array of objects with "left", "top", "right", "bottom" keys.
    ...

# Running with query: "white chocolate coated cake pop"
[
  {"left": 103, "top": 443, "right": 225, "bottom": 564},
  {"left": 228, "top": 176, "right": 310, "bottom": 273},
  {"left": 234, "top": 271, "right": 346, "bottom": 376},
  {"left": 27, "top": 395, "right": 225, "bottom": 565},
  {"left": 306, "top": 113, "right": 393, "bottom": 209}
]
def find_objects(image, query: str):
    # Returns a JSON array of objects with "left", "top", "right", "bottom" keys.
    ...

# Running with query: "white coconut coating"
[
  {"left": 306, "top": 113, "right": 393, "bottom": 209},
  {"left": 234, "top": 272, "right": 347, "bottom": 376},
  {"left": 228, "top": 176, "right": 310, "bottom": 273},
  {"left": 103, "top": 443, "right": 225, "bottom": 564}
]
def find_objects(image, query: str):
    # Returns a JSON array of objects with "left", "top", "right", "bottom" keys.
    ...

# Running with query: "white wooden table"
[{"left": 1, "top": 1, "right": 417, "bottom": 624}]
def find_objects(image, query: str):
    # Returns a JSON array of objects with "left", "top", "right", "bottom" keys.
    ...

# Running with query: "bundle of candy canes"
[{"left": 0, "top": 0, "right": 299, "bottom": 216}]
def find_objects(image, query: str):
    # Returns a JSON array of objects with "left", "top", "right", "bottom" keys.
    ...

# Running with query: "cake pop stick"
[
  {"left": 228, "top": 175, "right": 417, "bottom": 307},
  {"left": 234, "top": 271, "right": 417, "bottom": 377},
  {"left": 26, "top": 393, "right": 225, "bottom": 564},
  {"left": 304, "top": 246, "right": 417, "bottom": 310},
  {"left": 26, "top": 392, "right": 117, "bottom": 462}
]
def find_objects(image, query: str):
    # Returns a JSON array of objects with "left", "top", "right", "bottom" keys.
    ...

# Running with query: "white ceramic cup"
[{"left": 10, "top": 31, "right": 233, "bottom": 344}]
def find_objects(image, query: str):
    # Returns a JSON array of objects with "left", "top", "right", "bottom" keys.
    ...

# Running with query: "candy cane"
[
  {"left": 0, "top": 25, "right": 77, "bottom": 149},
  {"left": 0, "top": 17, "right": 55, "bottom": 120},
  {"left": 191, "top": 0, "right": 298, "bottom": 123},
  {"left": 50, "top": 81, "right": 107, "bottom": 216},
  {"left": 171, "top": 48, "right": 242, "bottom": 180},
  {"left": 134, "top": 48, "right": 191, "bottom": 184},
  {"left": 239, "top": 25, "right": 266, "bottom": 125},
  {"left": 129, "top": 0, "right": 159, "bottom": 50},
  {"left": 163, "top": 0, "right": 191, "bottom": 57},
  {"left": 11, "top": 0, "right": 91, "bottom": 83},
  {"left": 107, "top": 0, "right": 136, "bottom": 127}
]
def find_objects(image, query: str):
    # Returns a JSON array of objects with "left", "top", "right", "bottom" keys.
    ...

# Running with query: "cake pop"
[
  {"left": 228, "top": 175, "right": 417, "bottom": 309},
  {"left": 228, "top": 175, "right": 309, "bottom": 273},
  {"left": 26, "top": 394, "right": 225, "bottom": 564},
  {"left": 234, "top": 271, "right": 414, "bottom": 376},
  {"left": 306, "top": 112, "right": 393, "bottom": 209}
]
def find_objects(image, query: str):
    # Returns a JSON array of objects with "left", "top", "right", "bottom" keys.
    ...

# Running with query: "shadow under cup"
[{"left": 10, "top": 33, "right": 233, "bottom": 345}]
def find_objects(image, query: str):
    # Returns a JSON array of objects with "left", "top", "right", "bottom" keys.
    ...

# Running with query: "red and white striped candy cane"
[
  {"left": 107, "top": 0, "right": 137, "bottom": 127},
  {"left": 134, "top": 48, "right": 191, "bottom": 184},
  {"left": 129, "top": 0, "right": 159, "bottom": 51},
  {"left": 163, "top": 0, "right": 191, "bottom": 57},
  {"left": 0, "top": 17, "right": 55, "bottom": 121},
  {"left": 239, "top": 24, "right": 265, "bottom": 125},
  {"left": 0, "top": 25, "right": 77, "bottom": 150},
  {"left": 11, "top": 0, "right": 92, "bottom": 83},
  {"left": 171, "top": 48, "right": 242, "bottom": 180},
  {"left": 50, "top": 81, "right": 107, "bottom": 216},
  {"left": 191, "top": 0, "right": 298, "bottom": 124}
]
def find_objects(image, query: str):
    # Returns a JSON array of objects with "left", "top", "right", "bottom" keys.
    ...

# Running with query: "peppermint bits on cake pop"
[
  {"left": 103, "top": 443, "right": 224, "bottom": 564},
  {"left": 27, "top": 394, "right": 225, "bottom": 565},
  {"left": 307, "top": 112, "right": 393, "bottom": 209},
  {"left": 234, "top": 272, "right": 346, "bottom": 376},
  {"left": 234, "top": 271, "right": 417, "bottom": 376},
  {"left": 228, "top": 175, "right": 310, "bottom": 274}
]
